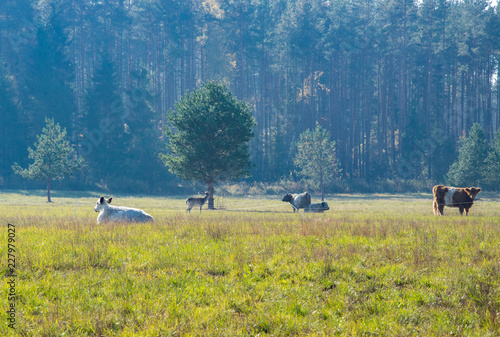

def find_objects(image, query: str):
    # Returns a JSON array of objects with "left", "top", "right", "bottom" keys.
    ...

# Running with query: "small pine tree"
[
  {"left": 12, "top": 118, "right": 83, "bottom": 202},
  {"left": 446, "top": 123, "right": 488, "bottom": 186},
  {"left": 294, "top": 124, "right": 338, "bottom": 201}
]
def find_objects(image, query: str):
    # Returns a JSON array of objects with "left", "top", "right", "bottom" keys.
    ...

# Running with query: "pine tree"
[
  {"left": 0, "top": 68, "right": 26, "bottom": 184},
  {"left": 160, "top": 82, "right": 256, "bottom": 209},
  {"left": 22, "top": 8, "right": 76, "bottom": 134},
  {"left": 484, "top": 129, "right": 500, "bottom": 190},
  {"left": 446, "top": 123, "right": 488, "bottom": 187},
  {"left": 294, "top": 123, "right": 338, "bottom": 201},
  {"left": 12, "top": 118, "right": 83, "bottom": 202},
  {"left": 123, "top": 68, "right": 163, "bottom": 191},
  {"left": 83, "top": 52, "right": 126, "bottom": 186}
]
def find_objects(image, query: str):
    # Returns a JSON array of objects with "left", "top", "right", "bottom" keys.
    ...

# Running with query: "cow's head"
[
  {"left": 94, "top": 196, "right": 112, "bottom": 212},
  {"left": 465, "top": 187, "right": 481, "bottom": 201},
  {"left": 282, "top": 193, "right": 293, "bottom": 202},
  {"left": 321, "top": 202, "right": 330, "bottom": 210}
]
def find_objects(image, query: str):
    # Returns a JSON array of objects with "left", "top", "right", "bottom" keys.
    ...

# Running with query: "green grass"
[{"left": 0, "top": 191, "right": 499, "bottom": 336}]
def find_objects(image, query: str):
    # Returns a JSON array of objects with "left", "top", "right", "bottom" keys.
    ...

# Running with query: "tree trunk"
[
  {"left": 207, "top": 180, "right": 215, "bottom": 210},
  {"left": 47, "top": 179, "right": 51, "bottom": 203}
]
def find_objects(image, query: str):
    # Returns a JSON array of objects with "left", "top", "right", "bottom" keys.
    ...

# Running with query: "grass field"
[{"left": 0, "top": 190, "right": 499, "bottom": 336}]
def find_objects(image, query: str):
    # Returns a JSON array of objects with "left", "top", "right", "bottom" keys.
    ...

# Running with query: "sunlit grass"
[{"left": 0, "top": 191, "right": 499, "bottom": 335}]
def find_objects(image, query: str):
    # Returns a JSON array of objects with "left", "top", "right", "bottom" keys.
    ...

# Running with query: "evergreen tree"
[
  {"left": 83, "top": 52, "right": 126, "bottom": 186},
  {"left": 429, "top": 133, "right": 456, "bottom": 182},
  {"left": 0, "top": 0, "right": 34, "bottom": 53},
  {"left": 160, "top": 82, "right": 256, "bottom": 208},
  {"left": 484, "top": 129, "right": 500, "bottom": 190},
  {"left": 12, "top": 118, "right": 83, "bottom": 202},
  {"left": 0, "top": 68, "right": 26, "bottom": 185},
  {"left": 400, "top": 108, "right": 427, "bottom": 179},
  {"left": 294, "top": 123, "right": 338, "bottom": 201},
  {"left": 123, "top": 68, "right": 163, "bottom": 191},
  {"left": 446, "top": 123, "right": 489, "bottom": 187},
  {"left": 22, "top": 7, "right": 76, "bottom": 135}
]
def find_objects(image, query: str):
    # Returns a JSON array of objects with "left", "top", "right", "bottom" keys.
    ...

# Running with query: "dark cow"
[
  {"left": 282, "top": 192, "right": 311, "bottom": 212},
  {"left": 432, "top": 185, "right": 481, "bottom": 216},
  {"left": 305, "top": 202, "right": 330, "bottom": 213}
]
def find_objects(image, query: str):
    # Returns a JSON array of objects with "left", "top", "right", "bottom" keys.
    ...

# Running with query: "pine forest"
[{"left": 1, "top": 0, "right": 499, "bottom": 193}]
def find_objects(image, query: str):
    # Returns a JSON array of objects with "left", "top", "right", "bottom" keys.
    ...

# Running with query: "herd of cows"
[{"left": 93, "top": 185, "right": 482, "bottom": 223}]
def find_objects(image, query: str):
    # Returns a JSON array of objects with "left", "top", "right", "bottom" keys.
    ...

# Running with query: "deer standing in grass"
[{"left": 186, "top": 192, "right": 209, "bottom": 213}]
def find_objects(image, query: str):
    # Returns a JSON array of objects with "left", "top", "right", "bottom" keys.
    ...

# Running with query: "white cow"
[{"left": 94, "top": 197, "right": 154, "bottom": 223}]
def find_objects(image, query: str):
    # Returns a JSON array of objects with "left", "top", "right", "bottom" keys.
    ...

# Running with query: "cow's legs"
[
  {"left": 434, "top": 198, "right": 445, "bottom": 215},
  {"left": 459, "top": 207, "right": 464, "bottom": 215},
  {"left": 437, "top": 204, "right": 445, "bottom": 215}
]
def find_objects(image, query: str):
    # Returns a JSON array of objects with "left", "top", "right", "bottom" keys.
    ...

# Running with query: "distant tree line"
[{"left": 0, "top": 0, "right": 499, "bottom": 193}]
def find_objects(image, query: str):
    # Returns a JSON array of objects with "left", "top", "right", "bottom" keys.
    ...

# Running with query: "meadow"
[{"left": 0, "top": 191, "right": 499, "bottom": 336}]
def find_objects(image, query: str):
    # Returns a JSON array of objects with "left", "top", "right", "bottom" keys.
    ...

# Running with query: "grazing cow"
[
  {"left": 282, "top": 192, "right": 311, "bottom": 212},
  {"left": 305, "top": 201, "right": 330, "bottom": 213},
  {"left": 94, "top": 197, "right": 154, "bottom": 223},
  {"left": 432, "top": 185, "right": 481, "bottom": 216},
  {"left": 186, "top": 191, "right": 209, "bottom": 213}
]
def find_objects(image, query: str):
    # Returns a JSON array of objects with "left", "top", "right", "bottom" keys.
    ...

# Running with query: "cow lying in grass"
[
  {"left": 432, "top": 185, "right": 481, "bottom": 216},
  {"left": 94, "top": 197, "right": 154, "bottom": 223},
  {"left": 305, "top": 202, "right": 329, "bottom": 213},
  {"left": 282, "top": 192, "right": 311, "bottom": 212}
]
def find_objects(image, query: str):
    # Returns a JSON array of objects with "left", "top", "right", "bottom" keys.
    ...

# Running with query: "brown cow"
[{"left": 432, "top": 185, "right": 481, "bottom": 216}]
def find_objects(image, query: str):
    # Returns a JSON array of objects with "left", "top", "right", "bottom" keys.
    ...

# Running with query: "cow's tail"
[{"left": 432, "top": 186, "right": 439, "bottom": 215}]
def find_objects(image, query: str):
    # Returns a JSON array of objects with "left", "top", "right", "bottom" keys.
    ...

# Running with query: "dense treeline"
[{"left": 0, "top": 0, "right": 499, "bottom": 193}]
